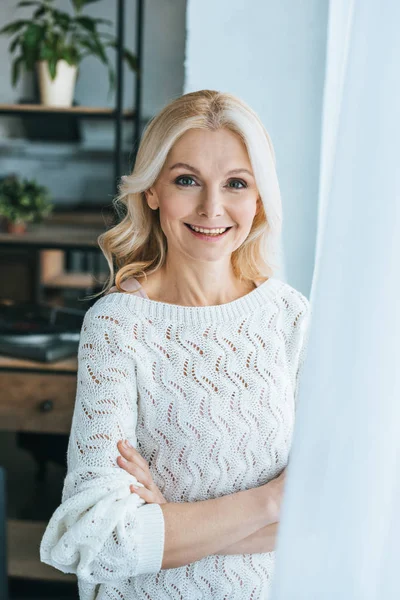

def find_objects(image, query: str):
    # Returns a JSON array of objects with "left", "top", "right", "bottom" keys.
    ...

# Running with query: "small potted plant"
[
  {"left": 0, "top": 175, "right": 53, "bottom": 234},
  {"left": 0, "top": 0, "right": 137, "bottom": 107}
]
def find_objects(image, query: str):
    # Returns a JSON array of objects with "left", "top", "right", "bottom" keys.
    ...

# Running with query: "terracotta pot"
[
  {"left": 6, "top": 221, "right": 27, "bottom": 234},
  {"left": 36, "top": 59, "right": 78, "bottom": 107}
]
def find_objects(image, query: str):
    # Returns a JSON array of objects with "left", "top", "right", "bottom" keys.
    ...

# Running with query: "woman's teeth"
[{"left": 188, "top": 224, "right": 228, "bottom": 235}]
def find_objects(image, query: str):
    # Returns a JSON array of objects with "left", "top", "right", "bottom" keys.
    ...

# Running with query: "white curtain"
[{"left": 270, "top": 1, "right": 400, "bottom": 599}]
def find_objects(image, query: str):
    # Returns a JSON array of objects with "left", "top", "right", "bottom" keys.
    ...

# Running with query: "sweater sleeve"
[{"left": 39, "top": 304, "right": 165, "bottom": 583}]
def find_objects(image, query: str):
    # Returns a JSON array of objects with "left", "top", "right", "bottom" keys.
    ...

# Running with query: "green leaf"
[
  {"left": 74, "top": 16, "right": 96, "bottom": 34},
  {"left": 0, "top": 174, "right": 53, "bottom": 222},
  {"left": 122, "top": 48, "right": 137, "bottom": 72},
  {"left": 16, "top": 1, "right": 41, "bottom": 8},
  {"left": 106, "top": 41, "right": 138, "bottom": 72},
  {"left": 20, "top": 195, "right": 31, "bottom": 206},
  {"left": 52, "top": 10, "right": 71, "bottom": 31},
  {"left": 39, "top": 45, "right": 54, "bottom": 61},
  {"left": 107, "top": 64, "right": 115, "bottom": 91},
  {"left": 9, "top": 34, "right": 22, "bottom": 54},
  {"left": 23, "top": 23, "right": 44, "bottom": 48},
  {"left": 76, "top": 36, "right": 97, "bottom": 56},
  {"left": 21, "top": 24, "right": 43, "bottom": 69},
  {"left": 48, "top": 57, "right": 57, "bottom": 80},
  {"left": 12, "top": 56, "right": 24, "bottom": 87},
  {"left": 33, "top": 6, "right": 47, "bottom": 20},
  {"left": 22, "top": 45, "right": 38, "bottom": 71},
  {"left": 71, "top": 0, "right": 83, "bottom": 10},
  {"left": 71, "top": 0, "right": 100, "bottom": 11},
  {"left": 91, "top": 32, "right": 107, "bottom": 62},
  {"left": 77, "top": 34, "right": 107, "bottom": 64},
  {"left": 91, "top": 18, "right": 113, "bottom": 26},
  {"left": 0, "top": 20, "right": 29, "bottom": 36},
  {"left": 61, "top": 47, "right": 79, "bottom": 66}
]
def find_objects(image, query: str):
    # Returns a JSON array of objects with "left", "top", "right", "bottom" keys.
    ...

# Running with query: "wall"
[{"left": 184, "top": 0, "right": 329, "bottom": 295}]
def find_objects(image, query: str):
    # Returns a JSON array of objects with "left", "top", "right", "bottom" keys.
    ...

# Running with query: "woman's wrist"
[
  {"left": 250, "top": 483, "right": 280, "bottom": 527},
  {"left": 210, "top": 485, "right": 281, "bottom": 556},
  {"left": 212, "top": 521, "right": 279, "bottom": 555}
]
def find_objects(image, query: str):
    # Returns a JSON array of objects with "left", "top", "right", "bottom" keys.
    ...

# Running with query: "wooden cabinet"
[
  {"left": 0, "top": 372, "right": 76, "bottom": 435},
  {"left": 0, "top": 355, "right": 78, "bottom": 583}
]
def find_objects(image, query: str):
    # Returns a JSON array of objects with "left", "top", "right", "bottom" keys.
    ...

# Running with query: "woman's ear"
[{"left": 144, "top": 188, "right": 158, "bottom": 210}]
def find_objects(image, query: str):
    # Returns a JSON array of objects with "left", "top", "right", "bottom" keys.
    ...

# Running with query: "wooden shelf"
[
  {"left": 47, "top": 210, "right": 115, "bottom": 228},
  {"left": 0, "top": 354, "right": 77, "bottom": 373},
  {"left": 0, "top": 224, "right": 104, "bottom": 250},
  {"left": 44, "top": 272, "right": 107, "bottom": 289},
  {"left": 0, "top": 103, "right": 135, "bottom": 120},
  {"left": 7, "top": 518, "right": 76, "bottom": 582}
]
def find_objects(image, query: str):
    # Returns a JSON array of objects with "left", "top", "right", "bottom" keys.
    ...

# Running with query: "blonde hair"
[{"left": 94, "top": 89, "right": 282, "bottom": 298}]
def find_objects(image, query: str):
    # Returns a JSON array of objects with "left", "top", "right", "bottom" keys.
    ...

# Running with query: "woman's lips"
[{"left": 184, "top": 223, "right": 232, "bottom": 241}]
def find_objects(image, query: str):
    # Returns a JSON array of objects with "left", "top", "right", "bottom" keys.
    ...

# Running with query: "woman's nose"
[{"left": 197, "top": 187, "right": 224, "bottom": 217}]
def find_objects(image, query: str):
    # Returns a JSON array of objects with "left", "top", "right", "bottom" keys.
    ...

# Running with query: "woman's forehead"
[{"left": 165, "top": 128, "right": 251, "bottom": 171}]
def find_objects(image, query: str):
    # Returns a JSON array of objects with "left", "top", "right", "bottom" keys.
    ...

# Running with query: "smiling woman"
[
  {"left": 39, "top": 90, "right": 311, "bottom": 600},
  {"left": 138, "top": 125, "right": 265, "bottom": 293},
  {"left": 95, "top": 89, "right": 283, "bottom": 305}
]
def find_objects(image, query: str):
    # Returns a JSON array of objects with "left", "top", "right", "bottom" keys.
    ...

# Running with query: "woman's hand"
[
  {"left": 261, "top": 466, "right": 288, "bottom": 523},
  {"left": 117, "top": 439, "right": 167, "bottom": 504}
]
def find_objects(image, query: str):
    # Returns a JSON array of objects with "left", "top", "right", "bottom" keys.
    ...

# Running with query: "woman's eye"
[
  {"left": 175, "top": 176, "right": 196, "bottom": 186},
  {"left": 227, "top": 179, "right": 247, "bottom": 189}
]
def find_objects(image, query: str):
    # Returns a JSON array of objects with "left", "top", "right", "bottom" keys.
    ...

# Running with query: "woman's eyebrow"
[
  {"left": 227, "top": 168, "right": 254, "bottom": 178},
  {"left": 169, "top": 162, "right": 254, "bottom": 178},
  {"left": 169, "top": 162, "right": 201, "bottom": 174}
]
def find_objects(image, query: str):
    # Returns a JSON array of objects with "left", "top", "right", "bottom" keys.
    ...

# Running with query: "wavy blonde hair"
[{"left": 93, "top": 89, "right": 282, "bottom": 298}]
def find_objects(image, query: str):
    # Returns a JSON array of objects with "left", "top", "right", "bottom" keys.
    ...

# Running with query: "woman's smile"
[{"left": 184, "top": 222, "right": 233, "bottom": 241}]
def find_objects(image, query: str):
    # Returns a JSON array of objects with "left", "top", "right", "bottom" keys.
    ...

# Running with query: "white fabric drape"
[{"left": 270, "top": 1, "right": 400, "bottom": 599}]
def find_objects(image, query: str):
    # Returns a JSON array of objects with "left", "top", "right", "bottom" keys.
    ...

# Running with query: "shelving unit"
[
  {"left": 0, "top": 0, "right": 145, "bottom": 588},
  {"left": 0, "top": 104, "right": 135, "bottom": 118},
  {"left": 0, "top": 0, "right": 144, "bottom": 187},
  {"left": 0, "top": 217, "right": 110, "bottom": 303},
  {"left": 0, "top": 0, "right": 144, "bottom": 304}
]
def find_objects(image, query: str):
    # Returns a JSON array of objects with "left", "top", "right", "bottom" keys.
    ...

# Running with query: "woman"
[{"left": 40, "top": 90, "right": 311, "bottom": 599}]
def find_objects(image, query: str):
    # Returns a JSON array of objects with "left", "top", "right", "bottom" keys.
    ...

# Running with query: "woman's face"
[{"left": 145, "top": 127, "right": 260, "bottom": 264}]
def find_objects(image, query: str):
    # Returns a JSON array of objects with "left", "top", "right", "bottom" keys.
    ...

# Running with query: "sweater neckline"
[{"left": 102, "top": 277, "right": 283, "bottom": 324}]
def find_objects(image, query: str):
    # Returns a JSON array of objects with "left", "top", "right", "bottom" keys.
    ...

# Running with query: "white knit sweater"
[{"left": 40, "top": 276, "right": 311, "bottom": 600}]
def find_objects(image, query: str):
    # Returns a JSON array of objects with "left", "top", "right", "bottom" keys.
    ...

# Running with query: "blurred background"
[{"left": 0, "top": 1, "right": 187, "bottom": 597}]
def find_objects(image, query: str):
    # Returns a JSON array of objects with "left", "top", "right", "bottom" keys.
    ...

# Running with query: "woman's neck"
[{"left": 138, "top": 268, "right": 260, "bottom": 307}]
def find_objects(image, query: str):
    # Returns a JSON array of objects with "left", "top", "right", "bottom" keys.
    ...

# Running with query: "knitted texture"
[{"left": 40, "top": 277, "right": 311, "bottom": 600}]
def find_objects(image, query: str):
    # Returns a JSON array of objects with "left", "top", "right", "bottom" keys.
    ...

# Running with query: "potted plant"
[
  {"left": 0, "top": 174, "right": 53, "bottom": 234},
  {"left": 0, "top": 0, "right": 137, "bottom": 107}
]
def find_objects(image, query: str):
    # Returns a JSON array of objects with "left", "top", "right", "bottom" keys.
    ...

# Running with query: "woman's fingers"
[
  {"left": 117, "top": 440, "right": 147, "bottom": 468},
  {"left": 115, "top": 440, "right": 166, "bottom": 504},
  {"left": 130, "top": 484, "right": 155, "bottom": 503},
  {"left": 119, "top": 440, "right": 149, "bottom": 470},
  {"left": 117, "top": 455, "right": 153, "bottom": 487},
  {"left": 116, "top": 440, "right": 154, "bottom": 488}
]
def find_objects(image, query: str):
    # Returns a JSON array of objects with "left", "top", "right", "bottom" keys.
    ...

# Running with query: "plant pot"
[
  {"left": 36, "top": 60, "right": 78, "bottom": 108},
  {"left": 6, "top": 220, "right": 27, "bottom": 234}
]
